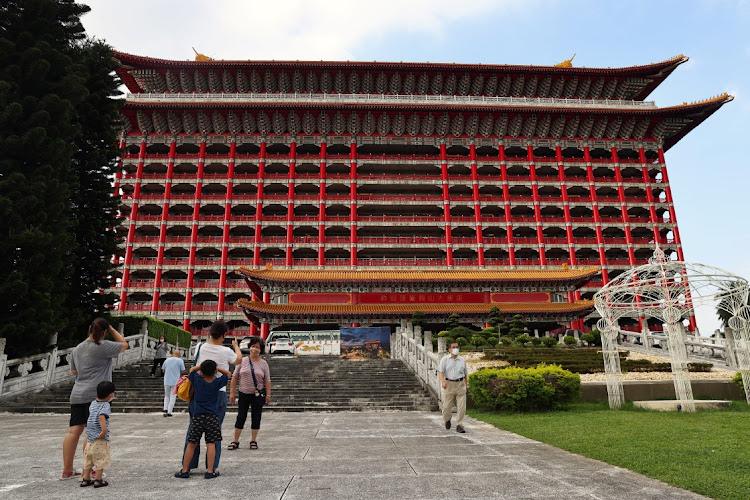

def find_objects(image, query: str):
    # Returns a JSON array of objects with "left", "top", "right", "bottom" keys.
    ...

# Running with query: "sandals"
[
  {"left": 80, "top": 479, "right": 95, "bottom": 487},
  {"left": 60, "top": 469, "right": 82, "bottom": 480},
  {"left": 204, "top": 471, "right": 220, "bottom": 479},
  {"left": 227, "top": 441, "right": 240, "bottom": 450},
  {"left": 174, "top": 470, "right": 190, "bottom": 479},
  {"left": 249, "top": 441, "right": 258, "bottom": 450},
  {"left": 93, "top": 479, "right": 108, "bottom": 488}
]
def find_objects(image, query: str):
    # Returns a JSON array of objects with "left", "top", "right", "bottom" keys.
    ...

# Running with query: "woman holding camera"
[{"left": 227, "top": 337, "right": 271, "bottom": 450}]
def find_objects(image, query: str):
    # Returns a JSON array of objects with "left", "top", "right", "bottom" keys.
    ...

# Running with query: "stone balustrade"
[
  {"left": 391, "top": 320, "right": 446, "bottom": 407},
  {"left": 0, "top": 321, "right": 190, "bottom": 401}
]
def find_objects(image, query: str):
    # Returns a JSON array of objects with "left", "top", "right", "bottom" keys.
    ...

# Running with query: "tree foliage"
[{"left": 0, "top": 0, "right": 122, "bottom": 358}]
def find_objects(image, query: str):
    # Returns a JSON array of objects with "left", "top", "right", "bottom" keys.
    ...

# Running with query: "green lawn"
[{"left": 469, "top": 401, "right": 750, "bottom": 500}]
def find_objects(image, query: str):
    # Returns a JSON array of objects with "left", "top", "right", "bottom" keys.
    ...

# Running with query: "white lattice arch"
[{"left": 594, "top": 246, "right": 750, "bottom": 410}]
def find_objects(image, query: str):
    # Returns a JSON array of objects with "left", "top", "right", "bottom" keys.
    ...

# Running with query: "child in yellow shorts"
[{"left": 81, "top": 381, "right": 114, "bottom": 488}]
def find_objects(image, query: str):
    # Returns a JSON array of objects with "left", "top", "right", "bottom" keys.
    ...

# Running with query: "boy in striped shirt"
[{"left": 80, "top": 381, "right": 115, "bottom": 488}]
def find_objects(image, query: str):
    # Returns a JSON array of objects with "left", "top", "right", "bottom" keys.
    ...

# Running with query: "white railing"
[
  {"left": 0, "top": 321, "right": 190, "bottom": 401},
  {"left": 616, "top": 327, "right": 738, "bottom": 368},
  {"left": 127, "top": 92, "right": 657, "bottom": 110},
  {"left": 390, "top": 320, "right": 445, "bottom": 407}
]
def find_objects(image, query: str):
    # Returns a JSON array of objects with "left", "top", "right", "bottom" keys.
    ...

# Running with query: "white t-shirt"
[{"left": 194, "top": 343, "right": 238, "bottom": 392}]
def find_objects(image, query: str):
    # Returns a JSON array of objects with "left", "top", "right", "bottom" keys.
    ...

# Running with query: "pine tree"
[{"left": 0, "top": 1, "right": 121, "bottom": 357}]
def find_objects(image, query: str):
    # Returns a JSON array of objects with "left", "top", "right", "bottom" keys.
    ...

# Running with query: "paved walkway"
[{"left": 0, "top": 411, "right": 706, "bottom": 499}]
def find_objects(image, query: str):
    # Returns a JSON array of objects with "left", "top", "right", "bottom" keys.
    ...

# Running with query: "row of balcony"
[
  {"left": 131, "top": 214, "right": 660, "bottom": 224},
  {"left": 126, "top": 193, "right": 663, "bottom": 204},
  {"left": 126, "top": 257, "right": 645, "bottom": 268},
  {"left": 121, "top": 172, "right": 661, "bottom": 184},
  {"left": 130, "top": 235, "right": 672, "bottom": 246},
  {"left": 122, "top": 152, "right": 658, "bottom": 164}
]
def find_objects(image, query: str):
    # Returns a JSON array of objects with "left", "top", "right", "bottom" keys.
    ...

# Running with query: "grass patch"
[{"left": 469, "top": 401, "right": 750, "bottom": 500}]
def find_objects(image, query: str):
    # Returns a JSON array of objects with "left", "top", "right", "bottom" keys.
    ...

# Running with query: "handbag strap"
[
  {"left": 248, "top": 358, "right": 262, "bottom": 390},
  {"left": 193, "top": 342, "right": 203, "bottom": 365}
]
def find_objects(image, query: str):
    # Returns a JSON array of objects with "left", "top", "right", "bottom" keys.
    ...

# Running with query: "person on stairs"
[
  {"left": 150, "top": 336, "right": 169, "bottom": 376},
  {"left": 162, "top": 350, "right": 185, "bottom": 417}
]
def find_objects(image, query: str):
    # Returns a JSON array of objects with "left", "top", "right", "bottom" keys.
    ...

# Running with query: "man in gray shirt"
[{"left": 438, "top": 342, "right": 468, "bottom": 433}]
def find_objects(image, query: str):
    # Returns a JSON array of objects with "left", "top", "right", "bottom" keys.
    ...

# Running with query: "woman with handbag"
[{"left": 227, "top": 337, "right": 271, "bottom": 450}]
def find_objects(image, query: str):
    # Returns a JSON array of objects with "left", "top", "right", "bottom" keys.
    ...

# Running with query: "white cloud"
[{"left": 79, "top": 0, "right": 530, "bottom": 61}]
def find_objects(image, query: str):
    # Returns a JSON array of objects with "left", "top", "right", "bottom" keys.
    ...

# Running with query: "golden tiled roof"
[
  {"left": 236, "top": 266, "right": 599, "bottom": 283},
  {"left": 236, "top": 298, "right": 594, "bottom": 314}
]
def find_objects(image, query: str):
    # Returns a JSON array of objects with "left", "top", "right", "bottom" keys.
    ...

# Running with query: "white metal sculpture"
[{"left": 594, "top": 246, "right": 750, "bottom": 410}]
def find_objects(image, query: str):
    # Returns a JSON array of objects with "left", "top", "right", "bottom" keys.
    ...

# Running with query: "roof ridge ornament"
[
  {"left": 193, "top": 47, "right": 214, "bottom": 62},
  {"left": 555, "top": 54, "right": 576, "bottom": 68}
]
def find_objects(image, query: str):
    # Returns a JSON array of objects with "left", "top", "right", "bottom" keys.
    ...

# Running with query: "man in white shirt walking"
[{"left": 438, "top": 342, "right": 468, "bottom": 433}]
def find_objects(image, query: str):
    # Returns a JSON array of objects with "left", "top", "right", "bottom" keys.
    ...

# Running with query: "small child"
[
  {"left": 175, "top": 360, "right": 230, "bottom": 479},
  {"left": 81, "top": 381, "right": 115, "bottom": 488}
]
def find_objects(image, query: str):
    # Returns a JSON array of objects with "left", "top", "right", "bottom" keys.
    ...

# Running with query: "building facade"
[{"left": 112, "top": 51, "right": 731, "bottom": 336}]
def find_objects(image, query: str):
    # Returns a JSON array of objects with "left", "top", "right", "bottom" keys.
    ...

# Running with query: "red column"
[
  {"left": 252, "top": 141, "right": 266, "bottom": 266},
  {"left": 349, "top": 142, "right": 358, "bottom": 267},
  {"left": 217, "top": 140, "right": 236, "bottom": 317},
  {"left": 317, "top": 141, "right": 327, "bottom": 266},
  {"left": 612, "top": 147, "right": 636, "bottom": 265},
  {"left": 528, "top": 145, "right": 546, "bottom": 265},
  {"left": 658, "top": 147, "right": 684, "bottom": 261},
  {"left": 112, "top": 137, "right": 126, "bottom": 269},
  {"left": 499, "top": 144, "right": 515, "bottom": 265},
  {"left": 470, "top": 144, "right": 485, "bottom": 266},
  {"left": 585, "top": 146, "right": 608, "bottom": 283},
  {"left": 285, "top": 141, "right": 297, "bottom": 266},
  {"left": 440, "top": 143, "right": 453, "bottom": 266},
  {"left": 639, "top": 147, "right": 662, "bottom": 245},
  {"left": 260, "top": 292, "right": 270, "bottom": 339},
  {"left": 183, "top": 140, "right": 206, "bottom": 331},
  {"left": 118, "top": 140, "right": 146, "bottom": 311},
  {"left": 151, "top": 140, "right": 177, "bottom": 312}
]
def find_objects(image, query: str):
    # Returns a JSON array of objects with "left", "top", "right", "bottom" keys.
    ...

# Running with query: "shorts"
[
  {"left": 70, "top": 403, "right": 90, "bottom": 427},
  {"left": 188, "top": 414, "right": 222, "bottom": 444},
  {"left": 83, "top": 439, "right": 111, "bottom": 470}
]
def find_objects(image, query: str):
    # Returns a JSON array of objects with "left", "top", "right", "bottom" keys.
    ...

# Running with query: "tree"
[
  {"left": 0, "top": 1, "right": 121, "bottom": 357},
  {"left": 508, "top": 314, "right": 529, "bottom": 338},
  {"left": 411, "top": 310, "right": 426, "bottom": 329},
  {"left": 447, "top": 313, "right": 461, "bottom": 330},
  {"left": 488, "top": 306, "right": 503, "bottom": 329}
]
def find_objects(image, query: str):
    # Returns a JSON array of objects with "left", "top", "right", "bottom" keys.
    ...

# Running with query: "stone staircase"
[{"left": 0, "top": 356, "right": 437, "bottom": 413}]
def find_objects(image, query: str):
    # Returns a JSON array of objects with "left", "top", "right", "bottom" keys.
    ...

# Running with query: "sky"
[{"left": 78, "top": 0, "right": 750, "bottom": 333}]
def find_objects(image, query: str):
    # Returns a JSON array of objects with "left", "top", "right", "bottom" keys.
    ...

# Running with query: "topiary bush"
[
  {"left": 563, "top": 335, "right": 577, "bottom": 346},
  {"left": 455, "top": 336, "right": 467, "bottom": 346},
  {"left": 468, "top": 364, "right": 581, "bottom": 411},
  {"left": 463, "top": 343, "right": 477, "bottom": 350},
  {"left": 515, "top": 334, "right": 531, "bottom": 345},
  {"left": 470, "top": 335, "right": 485, "bottom": 347},
  {"left": 540, "top": 336, "right": 558, "bottom": 348},
  {"left": 500, "top": 335, "right": 513, "bottom": 346}
]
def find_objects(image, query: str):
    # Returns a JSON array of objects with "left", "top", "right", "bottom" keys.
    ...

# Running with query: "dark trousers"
[
  {"left": 234, "top": 391, "right": 265, "bottom": 430},
  {"left": 151, "top": 357, "right": 166, "bottom": 375}
]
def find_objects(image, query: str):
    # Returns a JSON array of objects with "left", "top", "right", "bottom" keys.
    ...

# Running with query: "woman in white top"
[{"left": 182, "top": 320, "right": 241, "bottom": 473}]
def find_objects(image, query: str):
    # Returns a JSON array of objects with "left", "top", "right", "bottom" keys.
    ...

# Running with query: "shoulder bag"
[{"left": 248, "top": 358, "right": 266, "bottom": 398}]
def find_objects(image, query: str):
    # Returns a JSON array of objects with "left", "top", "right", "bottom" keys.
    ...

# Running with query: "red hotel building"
[{"left": 112, "top": 52, "right": 730, "bottom": 337}]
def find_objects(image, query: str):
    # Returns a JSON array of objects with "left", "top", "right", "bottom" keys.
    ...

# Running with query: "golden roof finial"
[
  {"left": 555, "top": 54, "right": 576, "bottom": 68},
  {"left": 192, "top": 47, "right": 214, "bottom": 62}
]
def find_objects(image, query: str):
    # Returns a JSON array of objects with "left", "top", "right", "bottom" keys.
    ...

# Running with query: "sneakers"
[
  {"left": 166, "top": 413, "right": 174, "bottom": 417},
  {"left": 444, "top": 420, "right": 451, "bottom": 430},
  {"left": 60, "top": 469, "right": 82, "bottom": 480},
  {"left": 456, "top": 425, "right": 466, "bottom": 433}
]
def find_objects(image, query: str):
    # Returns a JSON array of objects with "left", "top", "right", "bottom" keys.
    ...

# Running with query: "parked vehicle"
[{"left": 268, "top": 333, "right": 296, "bottom": 355}]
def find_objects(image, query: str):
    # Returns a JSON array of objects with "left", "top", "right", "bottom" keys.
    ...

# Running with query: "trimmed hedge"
[
  {"left": 469, "top": 364, "right": 581, "bottom": 411},
  {"left": 733, "top": 372, "right": 745, "bottom": 391},
  {"left": 111, "top": 315, "right": 192, "bottom": 347},
  {"left": 482, "top": 348, "right": 713, "bottom": 374}
]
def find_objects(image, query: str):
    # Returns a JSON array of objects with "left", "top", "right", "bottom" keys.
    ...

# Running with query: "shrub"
[
  {"left": 563, "top": 335, "right": 577, "bottom": 346},
  {"left": 540, "top": 337, "right": 558, "bottom": 348},
  {"left": 455, "top": 336, "right": 467, "bottom": 346},
  {"left": 463, "top": 344, "right": 477, "bottom": 350},
  {"left": 480, "top": 327, "right": 498, "bottom": 336},
  {"left": 500, "top": 336, "right": 513, "bottom": 346},
  {"left": 588, "top": 329, "right": 602, "bottom": 347},
  {"left": 470, "top": 335, "right": 485, "bottom": 346},
  {"left": 488, "top": 336, "right": 499, "bottom": 346},
  {"left": 469, "top": 364, "right": 581, "bottom": 411},
  {"left": 515, "top": 334, "right": 531, "bottom": 345},
  {"left": 580, "top": 333, "right": 595, "bottom": 345},
  {"left": 450, "top": 326, "right": 476, "bottom": 339},
  {"left": 530, "top": 337, "right": 542, "bottom": 346},
  {"left": 732, "top": 372, "right": 744, "bottom": 391},
  {"left": 437, "top": 330, "right": 451, "bottom": 337}
]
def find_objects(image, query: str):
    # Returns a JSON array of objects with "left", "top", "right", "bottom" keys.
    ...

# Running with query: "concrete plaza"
[{"left": 0, "top": 411, "right": 706, "bottom": 499}]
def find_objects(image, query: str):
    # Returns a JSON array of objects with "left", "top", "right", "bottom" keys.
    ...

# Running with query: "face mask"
[{"left": 451, "top": 348, "right": 459, "bottom": 356}]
